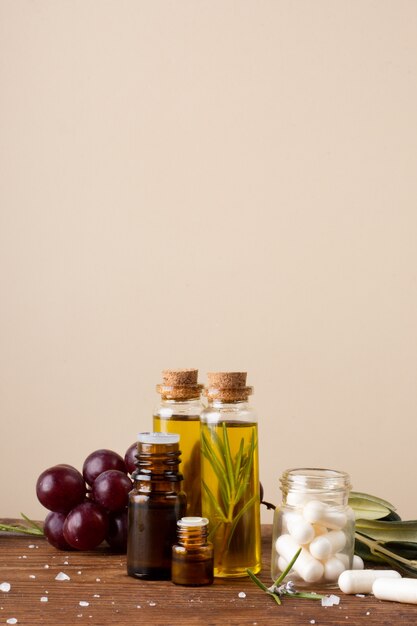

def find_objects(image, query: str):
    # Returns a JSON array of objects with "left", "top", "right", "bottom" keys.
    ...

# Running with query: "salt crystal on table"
[
  {"left": 79, "top": 601, "right": 89, "bottom": 607},
  {"left": 1, "top": 583, "right": 11, "bottom": 593},
  {"left": 149, "top": 601, "right": 156, "bottom": 607},
  {"left": 356, "top": 594, "right": 365, "bottom": 598},
  {"left": 77, "top": 571, "right": 82, "bottom": 575},
  {"left": 40, "top": 597, "right": 48, "bottom": 602},
  {"left": 238, "top": 592, "right": 246, "bottom": 599},
  {"left": 55, "top": 572, "right": 70, "bottom": 581},
  {"left": 44, "top": 565, "right": 49, "bottom": 569},
  {"left": 321, "top": 594, "right": 340, "bottom": 607},
  {"left": 28, "top": 545, "right": 35, "bottom": 549},
  {"left": 7, "top": 619, "right": 18, "bottom": 624},
  {"left": 93, "top": 594, "right": 100, "bottom": 598},
  {"left": 29, "top": 575, "right": 36, "bottom": 579},
  {"left": 64, "top": 561, "right": 69, "bottom": 565},
  {"left": 310, "top": 621, "right": 316, "bottom": 624},
  {"left": 95, "top": 578, "right": 101, "bottom": 582}
]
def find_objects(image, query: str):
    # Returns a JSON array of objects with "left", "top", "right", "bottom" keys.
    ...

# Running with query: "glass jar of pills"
[{"left": 271, "top": 468, "right": 355, "bottom": 588}]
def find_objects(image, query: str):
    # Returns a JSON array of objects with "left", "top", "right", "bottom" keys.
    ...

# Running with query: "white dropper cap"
[{"left": 137, "top": 432, "right": 180, "bottom": 444}]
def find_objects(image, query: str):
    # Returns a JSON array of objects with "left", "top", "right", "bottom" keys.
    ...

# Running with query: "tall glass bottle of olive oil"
[
  {"left": 153, "top": 369, "right": 203, "bottom": 516},
  {"left": 200, "top": 372, "right": 261, "bottom": 578}
]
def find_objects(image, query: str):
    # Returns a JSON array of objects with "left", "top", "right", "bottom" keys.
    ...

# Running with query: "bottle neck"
[
  {"left": 177, "top": 521, "right": 209, "bottom": 547},
  {"left": 133, "top": 440, "right": 183, "bottom": 483}
]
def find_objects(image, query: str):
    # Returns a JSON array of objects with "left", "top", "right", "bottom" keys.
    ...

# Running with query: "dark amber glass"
[{"left": 171, "top": 517, "right": 214, "bottom": 586}]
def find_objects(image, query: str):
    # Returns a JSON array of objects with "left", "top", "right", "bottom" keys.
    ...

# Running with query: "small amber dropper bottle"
[{"left": 171, "top": 517, "right": 214, "bottom": 586}]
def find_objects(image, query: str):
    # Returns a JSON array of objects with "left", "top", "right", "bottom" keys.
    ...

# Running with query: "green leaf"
[
  {"left": 201, "top": 431, "right": 230, "bottom": 504},
  {"left": 201, "top": 480, "right": 227, "bottom": 522},
  {"left": 222, "top": 423, "right": 236, "bottom": 495},
  {"left": 227, "top": 494, "right": 258, "bottom": 549},
  {"left": 349, "top": 497, "right": 391, "bottom": 520},
  {"left": 233, "top": 438, "right": 244, "bottom": 484},
  {"left": 356, "top": 519, "right": 417, "bottom": 543},
  {"left": 235, "top": 432, "right": 255, "bottom": 503},
  {"left": 349, "top": 491, "right": 396, "bottom": 512}
]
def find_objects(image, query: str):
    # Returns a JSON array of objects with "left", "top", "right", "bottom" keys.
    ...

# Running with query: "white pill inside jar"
[
  {"left": 372, "top": 577, "right": 417, "bottom": 604},
  {"left": 310, "top": 529, "right": 347, "bottom": 560},
  {"left": 303, "top": 500, "right": 347, "bottom": 529},
  {"left": 352, "top": 555, "right": 364, "bottom": 570},
  {"left": 275, "top": 534, "right": 324, "bottom": 583},
  {"left": 338, "top": 569, "right": 401, "bottom": 594},
  {"left": 285, "top": 514, "right": 315, "bottom": 545},
  {"left": 324, "top": 556, "right": 346, "bottom": 582},
  {"left": 335, "top": 553, "right": 350, "bottom": 568}
]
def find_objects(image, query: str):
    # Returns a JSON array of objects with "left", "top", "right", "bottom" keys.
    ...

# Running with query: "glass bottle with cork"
[
  {"left": 153, "top": 369, "right": 203, "bottom": 516},
  {"left": 171, "top": 516, "right": 214, "bottom": 586},
  {"left": 200, "top": 371, "right": 261, "bottom": 578},
  {"left": 127, "top": 432, "right": 186, "bottom": 580}
]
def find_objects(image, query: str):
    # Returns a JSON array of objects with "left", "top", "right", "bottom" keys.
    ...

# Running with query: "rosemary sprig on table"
[
  {"left": 201, "top": 423, "right": 257, "bottom": 562},
  {"left": 247, "top": 548, "right": 325, "bottom": 605},
  {"left": 0, "top": 513, "right": 43, "bottom": 536}
]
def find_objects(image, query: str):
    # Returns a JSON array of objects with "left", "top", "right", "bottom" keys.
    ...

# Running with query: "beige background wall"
[{"left": 1, "top": 1, "right": 417, "bottom": 523}]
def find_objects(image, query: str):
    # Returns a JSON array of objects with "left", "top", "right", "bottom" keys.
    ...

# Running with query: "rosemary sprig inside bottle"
[
  {"left": 247, "top": 548, "right": 325, "bottom": 605},
  {"left": 201, "top": 422, "right": 258, "bottom": 568}
]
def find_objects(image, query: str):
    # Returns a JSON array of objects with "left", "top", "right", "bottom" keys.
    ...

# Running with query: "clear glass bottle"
[
  {"left": 171, "top": 516, "right": 214, "bottom": 586},
  {"left": 127, "top": 432, "right": 186, "bottom": 580},
  {"left": 200, "top": 372, "right": 261, "bottom": 578},
  {"left": 153, "top": 369, "right": 203, "bottom": 516},
  {"left": 271, "top": 468, "right": 355, "bottom": 587}
]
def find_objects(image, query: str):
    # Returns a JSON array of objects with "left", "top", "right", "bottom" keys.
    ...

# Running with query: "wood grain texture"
[{"left": 1, "top": 523, "right": 416, "bottom": 625}]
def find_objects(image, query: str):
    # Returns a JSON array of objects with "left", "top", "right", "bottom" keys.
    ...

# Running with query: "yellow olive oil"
[
  {"left": 200, "top": 421, "right": 261, "bottom": 577},
  {"left": 153, "top": 414, "right": 202, "bottom": 516}
]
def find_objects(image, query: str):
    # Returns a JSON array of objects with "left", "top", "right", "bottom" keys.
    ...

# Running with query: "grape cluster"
[{"left": 36, "top": 444, "right": 137, "bottom": 552}]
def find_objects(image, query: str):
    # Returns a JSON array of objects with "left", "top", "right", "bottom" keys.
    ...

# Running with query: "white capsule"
[
  {"left": 275, "top": 534, "right": 324, "bottom": 583},
  {"left": 324, "top": 556, "right": 346, "bottom": 582},
  {"left": 338, "top": 569, "right": 401, "bottom": 594},
  {"left": 352, "top": 555, "right": 364, "bottom": 570},
  {"left": 373, "top": 577, "right": 417, "bottom": 604},
  {"left": 286, "top": 492, "right": 312, "bottom": 507},
  {"left": 312, "top": 524, "right": 328, "bottom": 537},
  {"left": 303, "top": 500, "right": 347, "bottom": 529},
  {"left": 286, "top": 513, "right": 315, "bottom": 545},
  {"left": 310, "top": 529, "right": 346, "bottom": 560}
]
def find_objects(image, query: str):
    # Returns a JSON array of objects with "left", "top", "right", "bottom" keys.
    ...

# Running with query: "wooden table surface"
[{"left": 1, "top": 522, "right": 416, "bottom": 625}]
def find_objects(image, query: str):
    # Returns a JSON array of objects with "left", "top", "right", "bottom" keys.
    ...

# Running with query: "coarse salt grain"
[
  {"left": 356, "top": 594, "right": 365, "bottom": 598},
  {"left": 310, "top": 621, "right": 316, "bottom": 625},
  {"left": 22, "top": 556, "right": 27, "bottom": 559},
  {"left": 28, "top": 545, "right": 35, "bottom": 549},
  {"left": 55, "top": 572, "right": 70, "bottom": 581},
  {"left": 149, "top": 601, "right": 156, "bottom": 607},
  {"left": 40, "top": 597, "right": 48, "bottom": 602},
  {"left": 79, "top": 601, "right": 89, "bottom": 607},
  {"left": 366, "top": 612, "right": 370, "bottom": 616},
  {"left": 321, "top": 594, "right": 340, "bottom": 607},
  {"left": 64, "top": 561, "right": 69, "bottom": 565},
  {"left": 96, "top": 578, "right": 101, "bottom": 582},
  {"left": 77, "top": 571, "right": 82, "bottom": 575},
  {"left": 7, "top": 619, "right": 18, "bottom": 625},
  {"left": 93, "top": 594, "right": 100, "bottom": 598},
  {"left": 29, "top": 575, "right": 36, "bottom": 579},
  {"left": 238, "top": 592, "right": 246, "bottom": 599},
  {"left": 44, "top": 564, "right": 49, "bottom": 569},
  {"left": 1, "top": 583, "right": 11, "bottom": 593}
]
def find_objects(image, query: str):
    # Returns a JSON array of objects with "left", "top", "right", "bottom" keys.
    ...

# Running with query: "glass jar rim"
[{"left": 280, "top": 467, "right": 351, "bottom": 493}]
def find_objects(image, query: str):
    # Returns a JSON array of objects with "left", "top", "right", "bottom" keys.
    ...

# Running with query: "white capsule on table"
[
  {"left": 286, "top": 513, "right": 315, "bottom": 545},
  {"left": 372, "top": 577, "right": 417, "bottom": 604},
  {"left": 338, "top": 569, "right": 401, "bottom": 594},
  {"left": 352, "top": 555, "right": 364, "bottom": 570},
  {"left": 324, "top": 556, "right": 346, "bottom": 582},
  {"left": 275, "top": 534, "right": 324, "bottom": 583},
  {"left": 303, "top": 500, "right": 347, "bottom": 529}
]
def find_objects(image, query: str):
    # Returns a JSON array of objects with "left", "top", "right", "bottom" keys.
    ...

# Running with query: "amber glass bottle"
[
  {"left": 153, "top": 369, "right": 203, "bottom": 516},
  {"left": 200, "top": 372, "right": 261, "bottom": 578},
  {"left": 171, "top": 517, "right": 214, "bottom": 586},
  {"left": 127, "top": 432, "right": 186, "bottom": 580}
]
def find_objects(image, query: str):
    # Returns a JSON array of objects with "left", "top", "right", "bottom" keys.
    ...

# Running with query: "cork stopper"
[
  {"left": 204, "top": 371, "right": 253, "bottom": 401},
  {"left": 156, "top": 368, "right": 203, "bottom": 400}
]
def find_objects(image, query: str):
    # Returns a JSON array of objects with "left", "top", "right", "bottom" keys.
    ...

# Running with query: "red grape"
[
  {"left": 63, "top": 502, "right": 108, "bottom": 550},
  {"left": 43, "top": 511, "right": 72, "bottom": 550},
  {"left": 91, "top": 470, "right": 132, "bottom": 512},
  {"left": 36, "top": 465, "right": 86, "bottom": 513},
  {"left": 124, "top": 442, "right": 137, "bottom": 475},
  {"left": 82, "top": 449, "right": 127, "bottom": 485},
  {"left": 106, "top": 509, "right": 128, "bottom": 552}
]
